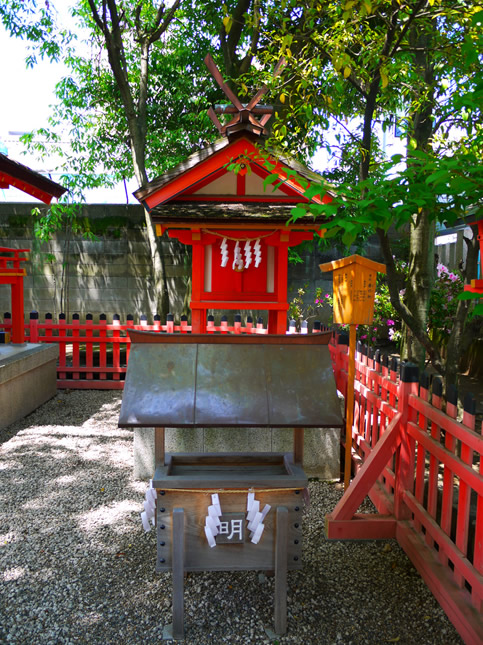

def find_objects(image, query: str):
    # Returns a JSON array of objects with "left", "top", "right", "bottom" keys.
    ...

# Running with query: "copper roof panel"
[
  {"left": 265, "top": 345, "right": 342, "bottom": 427},
  {"left": 119, "top": 335, "right": 343, "bottom": 429},
  {"left": 195, "top": 344, "right": 269, "bottom": 426},
  {"left": 119, "top": 343, "right": 197, "bottom": 427}
]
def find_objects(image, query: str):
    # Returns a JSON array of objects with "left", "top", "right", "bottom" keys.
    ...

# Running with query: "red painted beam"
[
  {"left": 397, "top": 521, "right": 483, "bottom": 645},
  {"left": 325, "top": 513, "right": 396, "bottom": 539},
  {"left": 330, "top": 411, "right": 402, "bottom": 522}
]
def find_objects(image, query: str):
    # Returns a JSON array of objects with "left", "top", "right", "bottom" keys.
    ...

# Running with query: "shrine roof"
[
  {"left": 134, "top": 136, "right": 334, "bottom": 209},
  {"left": 0, "top": 153, "right": 67, "bottom": 204},
  {"left": 149, "top": 201, "right": 320, "bottom": 226}
]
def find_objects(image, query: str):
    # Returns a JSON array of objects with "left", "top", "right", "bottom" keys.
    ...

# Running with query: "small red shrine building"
[
  {"left": 0, "top": 153, "right": 66, "bottom": 343},
  {"left": 134, "top": 57, "right": 334, "bottom": 334}
]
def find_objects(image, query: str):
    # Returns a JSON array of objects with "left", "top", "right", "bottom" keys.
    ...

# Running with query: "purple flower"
[
  {"left": 361, "top": 334, "right": 367, "bottom": 340},
  {"left": 315, "top": 299, "right": 320, "bottom": 304},
  {"left": 325, "top": 294, "right": 330, "bottom": 299},
  {"left": 387, "top": 319, "right": 395, "bottom": 326},
  {"left": 372, "top": 337, "right": 376, "bottom": 342}
]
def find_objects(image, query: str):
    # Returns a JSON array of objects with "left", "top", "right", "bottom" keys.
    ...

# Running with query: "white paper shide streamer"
[
  {"left": 244, "top": 241, "right": 252, "bottom": 268},
  {"left": 140, "top": 480, "right": 157, "bottom": 532},
  {"left": 204, "top": 493, "right": 222, "bottom": 548},
  {"left": 204, "top": 490, "right": 270, "bottom": 547},
  {"left": 254, "top": 239, "right": 262, "bottom": 267},
  {"left": 232, "top": 241, "right": 244, "bottom": 271},
  {"left": 220, "top": 237, "right": 229, "bottom": 267},
  {"left": 219, "top": 238, "right": 262, "bottom": 270},
  {"left": 246, "top": 491, "right": 270, "bottom": 544}
]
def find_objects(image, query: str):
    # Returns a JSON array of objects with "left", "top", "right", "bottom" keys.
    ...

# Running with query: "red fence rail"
[
  {"left": 0, "top": 312, "right": 328, "bottom": 389},
  {"left": 328, "top": 335, "right": 483, "bottom": 645}
]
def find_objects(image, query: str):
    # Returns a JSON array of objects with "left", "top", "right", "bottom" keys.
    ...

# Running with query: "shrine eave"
[
  {"left": 149, "top": 202, "right": 327, "bottom": 229},
  {"left": 0, "top": 153, "right": 67, "bottom": 204}
]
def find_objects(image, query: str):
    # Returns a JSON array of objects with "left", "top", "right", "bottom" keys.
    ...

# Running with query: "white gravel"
[{"left": 0, "top": 390, "right": 463, "bottom": 644}]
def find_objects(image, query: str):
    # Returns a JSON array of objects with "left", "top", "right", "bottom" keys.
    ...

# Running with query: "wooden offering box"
[
  {"left": 154, "top": 452, "right": 306, "bottom": 573},
  {"left": 119, "top": 331, "right": 342, "bottom": 639}
]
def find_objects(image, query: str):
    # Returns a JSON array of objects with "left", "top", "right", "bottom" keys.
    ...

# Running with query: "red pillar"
[{"left": 10, "top": 277, "right": 25, "bottom": 344}]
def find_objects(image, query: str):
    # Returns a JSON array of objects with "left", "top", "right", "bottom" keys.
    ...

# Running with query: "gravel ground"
[{"left": 0, "top": 390, "right": 464, "bottom": 645}]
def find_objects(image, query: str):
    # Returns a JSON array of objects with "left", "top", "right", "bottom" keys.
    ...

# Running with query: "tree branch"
[
  {"left": 377, "top": 227, "right": 445, "bottom": 374},
  {"left": 149, "top": 0, "right": 182, "bottom": 45}
]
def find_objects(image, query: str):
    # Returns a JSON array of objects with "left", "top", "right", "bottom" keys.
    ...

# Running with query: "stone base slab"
[{"left": 0, "top": 343, "right": 59, "bottom": 430}]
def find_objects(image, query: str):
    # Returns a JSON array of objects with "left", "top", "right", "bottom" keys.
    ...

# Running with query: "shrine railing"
[
  {"left": 0, "top": 312, "right": 328, "bottom": 389},
  {"left": 329, "top": 334, "right": 482, "bottom": 645}
]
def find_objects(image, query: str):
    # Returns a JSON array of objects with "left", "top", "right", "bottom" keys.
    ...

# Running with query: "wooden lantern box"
[
  {"left": 320, "top": 254, "right": 386, "bottom": 325},
  {"left": 119, "top": 331, "right": 343, "bottom": 639}
]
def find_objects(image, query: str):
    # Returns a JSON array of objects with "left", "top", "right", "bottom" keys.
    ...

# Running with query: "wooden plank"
[
  {"left": 293, "top": 428, "right": 304, "bottom": 466},
  {"left": 274, "top": 506, "right": 288, "bottom": 635},
  {"left": 455, "top": 405, "right": 476, "bottom": 587},
  {"left": 128, "top": 329, "right": 331, "bottom": 345},
  {"left": 407, "top": 423, "right": 482, "bottom": 493},
  {"left": 154, "top": 471, "right": 307, "bottom": 490},
  {"left": 397, "top": 521, "right": 483, "bottom": 645},
  {"left": 156, "top": 490, "right": 303, "bottom": 572},
  {"left": 403, "top": 491, "right": 482, "bottom": 595},
  {"left": 408, "top": 394, "right": 483, "bottom": 453},
  {"left": 172, "top": 508, "right": 185, "bottom": 640},
  {"left": 57, "top": 380, "right": 124, "bottom": 390}
]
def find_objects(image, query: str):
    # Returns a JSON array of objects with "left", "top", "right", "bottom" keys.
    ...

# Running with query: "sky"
[
  {"left": 0, "top": 12, "right": 137, "bottom": 204},
  {"left": 0, "top": 22, "right": 65, "bottom": 155}
]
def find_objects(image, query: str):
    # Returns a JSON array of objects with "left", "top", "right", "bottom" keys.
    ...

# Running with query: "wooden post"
[
  {"left": 274, "top": 506, "right": 288, "bottom": 635},
  {"left": 172, "top": 508, "right": 185, "bottom": 640},
  {"left": 344, "top": 324, "right": 357, "bottom": 489},
  {"left": 155, "top": 427, "right": 165, "bottom": 467},
  {"left": 293, "top": 428, "right": 304, "bottom": 466}
]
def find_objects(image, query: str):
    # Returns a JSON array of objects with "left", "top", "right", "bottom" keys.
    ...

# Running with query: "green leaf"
[
  {"left": 425, "top": 170, "right": 451, "bottom": 185},
  {"left": 470, "top": 303, "right": 483, "bottom": 318},
  {"left": 263, "top": 173, "right": 280, "bottom": 190},
  {"left": 290, "top": 206, "right": 308, "bottom": 220},
  {"left": 457, "top": 291, "right": 483, "bottom": 300},
  {"left": 322, "top": 226, "right": 341, "bottom": 239}
]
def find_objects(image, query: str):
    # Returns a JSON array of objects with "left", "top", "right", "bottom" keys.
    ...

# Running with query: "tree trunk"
[
  {"left": 444, "top": 225, "right": 480, "bottom": 389},
  {"left": 400, "top": 20, "right": 435, "bottom": 367},
  {"left": 400, "top": 214, "right": 435, "bottom": 367}
]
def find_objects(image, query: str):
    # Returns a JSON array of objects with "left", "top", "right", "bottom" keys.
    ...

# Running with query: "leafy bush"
[{"left": 289, "top": 260, "right": 468, "bottom": 349}]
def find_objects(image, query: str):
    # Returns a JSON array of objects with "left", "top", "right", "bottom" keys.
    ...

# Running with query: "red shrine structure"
[
  {"left": 0, "top": 153, "right": 66, "bottom": 343},
  {"left": 134, "top": 55, "right": 334, "bottom": 334}
]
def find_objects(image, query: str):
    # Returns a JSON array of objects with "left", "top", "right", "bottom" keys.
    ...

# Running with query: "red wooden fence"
[
  {"left": 0, "top": 312, "right": 327, "bottom": 389},
  {"left": 328, "top": 335, "right": 482, "bottom": 645}
]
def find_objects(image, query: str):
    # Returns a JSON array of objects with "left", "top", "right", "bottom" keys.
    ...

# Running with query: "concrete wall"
[{"left": 0, "top": 203, "right": 190, "bottom": 321}]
